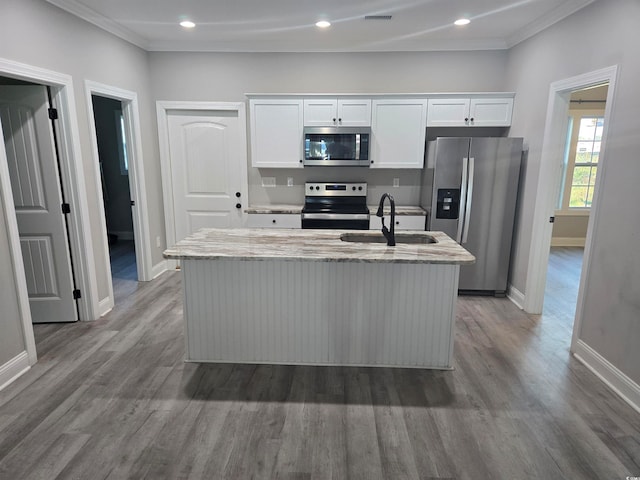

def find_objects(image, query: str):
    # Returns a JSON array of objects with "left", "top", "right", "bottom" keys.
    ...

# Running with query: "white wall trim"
[
  {"left": 151, "top": 260, "right": 168, "bottom": 279},
  {"left": 156, "top": 101, "right": 248, "bottom": 250},
  {"left": 507, "top": 284, "right": 525, "bottom": 310},
  {"left": 0, "top": 117, "right": 37, "bottom": 366},
  {"left": 0, "top": 57, "right": 100, "bottom": 326},
  {"left": 85, "top": 80, "right": 154, "bottom": 291},
  {"left": 98, "top": 297, "right": 113, "bottom": 317},
  {"left": 573, "top": 340, "right": 640, "bottom": 415},
  {"left": 523, "top": 65, "right": 618, "bottom": 315},
  {"left": 0, "top": 351, "right": 31, "bottom": 392},
  {"left": 550, "top": 237, "right": 586, "bottom": 247}
]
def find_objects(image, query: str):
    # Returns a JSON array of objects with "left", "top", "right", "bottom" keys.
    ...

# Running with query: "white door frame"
[
  {"left": 0, "top": 57, "right": 100, "bottom": 323},
  {"left": 523, "top": 66, "right": 618, "bottom": 344},
  {"left": 85, "top": 81, "right": 153, "bottom": 313},
  {"left": 156, "top": 101, "right": 248, "bottom": 268}
]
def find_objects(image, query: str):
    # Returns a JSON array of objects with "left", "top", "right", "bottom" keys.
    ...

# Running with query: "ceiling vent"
[{"left": 364, "top": 15, "right": 393, "bottom": 20}]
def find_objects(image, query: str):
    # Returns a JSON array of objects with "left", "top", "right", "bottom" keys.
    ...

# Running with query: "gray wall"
[
  {"left": 552, "top": 215, "right": 588, "bottom": 241},
  {"left": 0, "top": 190, "right": 26, "bottom": 366},
  {"left": 0, "top": 0, "right": 164, "bottom": 306},
  {"left": 505, "top": 0, "right": 640, "bottom": 383},
  {"left": 92, "top": 96, "right": 134, "bottom": 237},
  {"left": 149, "top": 51, "right": 509, "bottom": 207}
]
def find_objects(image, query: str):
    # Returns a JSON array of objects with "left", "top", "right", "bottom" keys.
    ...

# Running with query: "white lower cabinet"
[
  {"left": 246, "top": 213, "right": 301, "bottom": 228},
  {"left": 369, "top": 215, "right": 426, "bottom": 231}
]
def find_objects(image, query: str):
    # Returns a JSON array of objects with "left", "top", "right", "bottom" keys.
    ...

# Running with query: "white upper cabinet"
[
  {"left": 304, "top": 98, "right": 372, "bottom": 127},
  {"left": 250, "top": 98, "right": 303, "bottom": 168},
  {"left": 370, "top": 99, "right": 427, "bottom": 169},
  {"left": 427, "top": 96, "right": 513, "bottom": 127}
]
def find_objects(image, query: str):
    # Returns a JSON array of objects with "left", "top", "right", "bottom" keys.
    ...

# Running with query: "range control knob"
[
  {"left": 316, "top": 186, "right": 320, "bottom": 190},
  {"left": 352, "top": 186, "right": 356, "bottom": 191},
  {"left": 358, "top": 186, "right": 363, "bottom": 191}
]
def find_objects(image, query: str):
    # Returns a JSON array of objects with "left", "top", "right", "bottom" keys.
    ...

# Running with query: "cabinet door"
[
  {"left": 370, "top": 99, "right": 427, "bottom": 169},
  {"left": 303, "top": 98, "right": 338, "bottom": 126},
  {"left": 469, "top": 98, "right": 513, "bottom": 126},
  {"left": 337, "top": 98, "right": 372, "bottom": 126},
  {"left": 426, "top": 98, "right": 470, "bottom": 127},
  {"left": 250, "top": 99, "right": 303, "bottom": 168},
  {"left": 246, "top": 214, "right": 301, "bottom": 228}
]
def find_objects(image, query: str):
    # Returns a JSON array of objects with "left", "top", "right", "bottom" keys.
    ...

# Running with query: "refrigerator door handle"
[
  {"left": 457, "top": 157, "right": 469, "bottom": 243},
  {"left": 462, "top": 157, "right": 475, "bottom": 244}
]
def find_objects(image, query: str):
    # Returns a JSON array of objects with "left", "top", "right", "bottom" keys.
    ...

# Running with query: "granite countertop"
[
  {"left": 164, "top": 228, "right": 474, "bottom": 265},
  {"left": 246, "top": 205, "right": 427, "bottom": 215},
  {"left": 369, "top": 205, "right": 427, "bottom": 216},
  {"left": 245, "top": 204, "right": 302, "bottom": 214}
]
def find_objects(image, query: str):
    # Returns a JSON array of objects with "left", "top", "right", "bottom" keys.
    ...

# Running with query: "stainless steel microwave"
[{"left": 303, "top": 126, "right": 370, "bottom": 167}]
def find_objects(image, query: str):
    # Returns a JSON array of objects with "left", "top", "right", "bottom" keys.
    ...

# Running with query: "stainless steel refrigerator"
[{"left": 425, "top": 137, "right": 523, "bottom": 296}]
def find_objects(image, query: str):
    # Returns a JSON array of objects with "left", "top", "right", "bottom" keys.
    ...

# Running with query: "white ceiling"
[{"left": 45, "top": 0, "right": 596, "bottom": 53}]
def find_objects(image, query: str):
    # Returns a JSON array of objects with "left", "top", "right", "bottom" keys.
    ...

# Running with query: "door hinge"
[
  {"left": 73, "top": 289, "right": 81, "bottom": 300},
  {"left": 48, "top": 108, "right": 58, "bottom": 120},
  {"left": 549, "top": 216, "right": 555, "bottom": 223},
  {"left": 61, "top": 203, "right": 71, "bottom": 214}
]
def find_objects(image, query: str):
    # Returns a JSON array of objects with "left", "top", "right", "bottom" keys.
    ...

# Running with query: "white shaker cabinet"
[
  {"left": 370, "top": 99, "right": 428, "bottom": 169},
  {"left": 303, "top": 98, "right": 372, "bottom": 127},
  {"left": 427, "top": 97, "right": 513, "bottom": 127},
  {"left": 249, "top": 98, "right": 303, "bottom": 168}
]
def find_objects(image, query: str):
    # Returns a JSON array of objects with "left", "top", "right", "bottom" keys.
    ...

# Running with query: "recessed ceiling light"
[
  {"left": 454, "top": 18, "right": 470, "bottom": 26},
  {"left": 315, "top": 20, "right": 331, "bottom": 28},
  {"left": 180, "top": 20, "right": 196, "bottom": 29}
]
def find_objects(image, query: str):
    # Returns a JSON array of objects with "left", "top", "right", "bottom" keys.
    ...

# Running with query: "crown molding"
[
  {"left": 506, "top": 0, "right": 597, "bottom": 48},
  {"left": 45, "top": 0, "right": 149, "bottom": 50}
]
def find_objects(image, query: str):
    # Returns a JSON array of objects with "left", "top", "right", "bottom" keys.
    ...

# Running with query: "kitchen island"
[{"left": 164, "top": 228, "right": 474, "bottom": 369}]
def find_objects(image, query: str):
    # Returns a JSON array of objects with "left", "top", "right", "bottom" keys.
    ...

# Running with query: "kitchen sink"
[{"left": 340, "top": 232, "right": 437, "bottom": 245}]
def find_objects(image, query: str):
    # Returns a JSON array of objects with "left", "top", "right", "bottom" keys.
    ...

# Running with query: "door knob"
[
  {"left": 236, "top": 203, "right": 242, "bottom": 209},
  {"left": 235, "top": 192, "right": 241, "bottom": 197}
]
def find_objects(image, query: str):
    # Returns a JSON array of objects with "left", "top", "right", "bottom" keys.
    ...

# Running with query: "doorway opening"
[
  {"left": 544, "top": 84, "right": 608, "bottom": 332},
  {"left": 91, "top": 95, "right": 138, "bottom": 304}
]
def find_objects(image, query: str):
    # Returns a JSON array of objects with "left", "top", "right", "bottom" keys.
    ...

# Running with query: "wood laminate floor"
[{"left": 1, "top": 249, "right": 638, "bottom": 479}]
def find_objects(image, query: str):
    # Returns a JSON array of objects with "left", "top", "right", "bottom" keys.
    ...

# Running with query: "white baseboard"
[
  {"left": 573, "top": 339, "right": 640, "bottom": 415},
  {"left": 0, "top": 351, "right": 31, "bottom": 392},
  {"left": 152, "top": 260, "right": 168, "bottom": 279},
  {"left": 507, "top": 284, "right": 525, "bottom": 310},
  {"left": 551, "top": 237, "right": 586, "bottom": 247},
  {"left": 98, "top": 296, "right": 113, "bottom": 317}
]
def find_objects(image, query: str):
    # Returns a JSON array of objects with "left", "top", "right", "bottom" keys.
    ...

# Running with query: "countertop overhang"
[{"left": 163, "top": 228, "right": 475, "bottom": 265}]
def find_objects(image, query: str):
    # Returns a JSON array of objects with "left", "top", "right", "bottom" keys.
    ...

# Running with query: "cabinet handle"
[
  {"left": 235, "top": 192, "right": 241, "bottom": 198},
  {"left": 332, "top": 118, "right": 336, "bottom": 122},
  {"left": 299, "top": 159, "right": 303, "bottom": 163},
  {"left": 464, "top": 117, "right": 469, "bottom": 122},
  {"left": 272, "top": 219, "right": 277, "bottom": 224},
  {"left": 395, "top": 221, "right": 400, "bottom": 225},
  {"left": 470, "top": 117, "right": 474, "bottom": 122},
  {"left": 371, "top": 160, "right": 374, "bottom": 164},
  {"left": 338, "top": 118, "right": 342, "bottom": 123},
  {"left": 236, "top": 203, "right": 242, "bottom": 209}
]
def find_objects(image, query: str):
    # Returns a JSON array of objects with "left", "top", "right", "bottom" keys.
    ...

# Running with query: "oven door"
[{"left": 301, "top": 213, "right": 370, "bottom": 230}]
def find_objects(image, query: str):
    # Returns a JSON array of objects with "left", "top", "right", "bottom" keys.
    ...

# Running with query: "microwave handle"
[{"left": 355, "top": 134, "right": 361, "bottom": 160}]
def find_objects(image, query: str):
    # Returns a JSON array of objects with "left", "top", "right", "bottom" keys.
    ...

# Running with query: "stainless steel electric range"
[{"left": 301, "top": 182, "right": 369, "bottom": 230}]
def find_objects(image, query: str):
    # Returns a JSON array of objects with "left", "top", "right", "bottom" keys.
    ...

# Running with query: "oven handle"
[{"left": 302, "top": 213, "right": 370, "bottom": 220}]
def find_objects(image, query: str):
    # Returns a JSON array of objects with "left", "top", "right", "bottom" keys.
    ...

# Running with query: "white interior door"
[
  {"left": 167, "top": 109, "right": 245, "bottom": 243},
  {"left": 0, "top": 85, "right": 77, "bottom": 323}
]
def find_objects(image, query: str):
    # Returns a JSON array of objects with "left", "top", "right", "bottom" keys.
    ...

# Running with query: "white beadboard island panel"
[
  {"left": 182, "top": 258, "right": 460, "bottom": 368},
  {"left": 168, "top": 228, "right": 473, "bottom": 369}
]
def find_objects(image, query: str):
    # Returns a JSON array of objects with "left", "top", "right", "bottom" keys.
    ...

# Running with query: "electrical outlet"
[
  {"left": 393, "top": 178, "right": 400, "bottom": 187},
  {"left": 261, "top": 177, "right": 276, "bottom": 187},
  {"left": 287, "top": 177, "right": 294, "bottom": 187}
]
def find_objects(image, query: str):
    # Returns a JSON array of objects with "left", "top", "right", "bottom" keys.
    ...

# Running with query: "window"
[
  {"left": 115, "top": 110, "right": 129, "bottom": 175},
  {"left": 558, "top": 113, "right": 603, "bottom": 211}
]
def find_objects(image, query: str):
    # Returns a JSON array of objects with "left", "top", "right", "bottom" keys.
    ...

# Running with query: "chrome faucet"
[{"left": 376, "top": 193, "right": 396, "bottom": 246}]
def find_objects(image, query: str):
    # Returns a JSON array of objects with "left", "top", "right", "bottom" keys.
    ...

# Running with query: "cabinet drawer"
[
  {"left": 369, "top": 215, "right": 426, "bottom": 231},
  {"left": 246, "top": 214, "right": 301, "bottom": 228}
]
